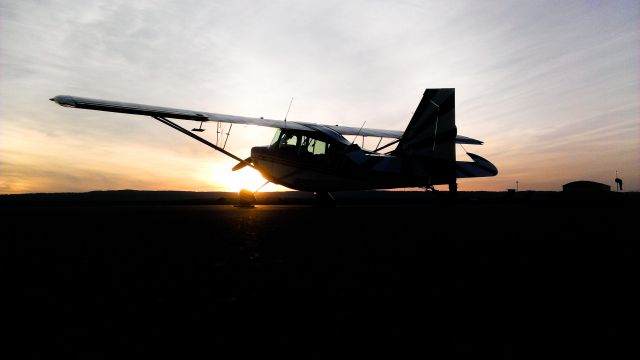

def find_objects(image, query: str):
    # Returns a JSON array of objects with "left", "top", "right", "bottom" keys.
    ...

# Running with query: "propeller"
[{"left": 232, "top": 157, "right": 253, "bottom": 171}]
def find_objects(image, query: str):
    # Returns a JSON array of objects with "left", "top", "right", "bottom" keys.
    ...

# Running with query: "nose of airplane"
[
  {"left": 251, "top": 146, "right": 275, "bottom": 170},
  {"left": 250, "top": 146, "right": 266, "bottom": 159}
]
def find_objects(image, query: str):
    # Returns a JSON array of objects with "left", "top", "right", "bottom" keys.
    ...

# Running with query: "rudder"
[
  {"left": 395, "top": 88, "right": 456, "bottom": 160},
  {"left": 393, "top": 88, "right": 457, "bottom": 184}
]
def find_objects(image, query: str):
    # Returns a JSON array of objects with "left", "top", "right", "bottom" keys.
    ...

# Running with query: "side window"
[
  {"left": 278, "top": 133, "right": 298, "bottom": 152},
  {"left": 285, "top": 134, "right": 298, "bottom": 146},
  {"left": 310, "top": 139, "right": 326, "bottom": 155},
  {"left": 299, "top": 136, "right": 328, "bottom": 160}
]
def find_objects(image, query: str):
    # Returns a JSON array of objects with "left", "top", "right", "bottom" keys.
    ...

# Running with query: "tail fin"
[
  {"left": 393, "top": 88, "right": 457, "bottom": 183},
  {"left": 395, "top": 88, "right": 456, "bottom": 159}
]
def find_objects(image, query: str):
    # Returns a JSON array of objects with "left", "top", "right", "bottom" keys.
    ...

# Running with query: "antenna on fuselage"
[{"left": 284, "top": 97, "right": 294, "bottom": 129}]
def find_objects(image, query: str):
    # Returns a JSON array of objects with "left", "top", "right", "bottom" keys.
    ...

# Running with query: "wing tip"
[{"left": 50, "top": 95, "right": 77, "bottom": 107}]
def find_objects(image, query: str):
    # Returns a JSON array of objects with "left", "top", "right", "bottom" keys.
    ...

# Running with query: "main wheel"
[{"left": 237, "top": 189, "right": 256, "bottom": 207}]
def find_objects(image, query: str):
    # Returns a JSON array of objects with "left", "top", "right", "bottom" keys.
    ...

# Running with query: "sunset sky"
[{"left": 1, "top": 0, "right": 638, "bottom": 194}]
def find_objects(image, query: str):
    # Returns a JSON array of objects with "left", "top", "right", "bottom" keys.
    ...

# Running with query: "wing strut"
[
  {"left": 373, "top": 138, "right": 400, "bottom": 153},
  {"left": 152, "top": 116, "right": 254, "bottom": 169}
]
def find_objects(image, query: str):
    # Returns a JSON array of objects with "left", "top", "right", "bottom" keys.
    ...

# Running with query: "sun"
[
  {"left": 225, "top": 167, "right": 268, "bottom": 192},
  {"left": 203, "top": 162, "right": 284, "bottom": 193}
]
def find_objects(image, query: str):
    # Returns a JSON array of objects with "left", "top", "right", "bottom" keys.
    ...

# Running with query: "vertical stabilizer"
[
  {"left": 394, "top": 88, "right": 457, "bottom": 183},
  {"left": 396, "top": 88, "right": 456, "bottom": 159}
]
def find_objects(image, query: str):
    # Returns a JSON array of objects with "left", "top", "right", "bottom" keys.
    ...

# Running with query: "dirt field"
[{"left": 3, "top": 193, "right": 636, "bottom": 357}]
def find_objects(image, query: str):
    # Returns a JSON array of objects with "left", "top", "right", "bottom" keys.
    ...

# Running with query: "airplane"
[{"left": 50, "top": 88, "right": 497, "bottom": 204}]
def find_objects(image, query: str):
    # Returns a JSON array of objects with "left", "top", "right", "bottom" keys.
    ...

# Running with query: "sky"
[{"left": 1, "top": 0, "right": 638, "bottom": 194}]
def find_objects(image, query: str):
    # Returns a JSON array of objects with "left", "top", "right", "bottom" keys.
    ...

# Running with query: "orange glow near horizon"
[
  {"left": 1, "top": 119, "right": 636, "bottom": 194},
  {"left": 198, "top": 163, "right": 284, "bottom": 193},
  {"left": 0, "top": 118, "right": 636, "bottom": 194}
]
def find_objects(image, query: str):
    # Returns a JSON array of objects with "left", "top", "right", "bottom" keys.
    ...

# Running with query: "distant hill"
[
  {"left": 0, "top": 189, "right": 637, "bottom": 206},
  {"left": 0, "top": 190, "right": 302, "bottom": 205}
]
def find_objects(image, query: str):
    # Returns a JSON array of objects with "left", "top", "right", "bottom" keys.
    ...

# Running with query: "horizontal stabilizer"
[
  {"left": 456, "top": 153, "right": 498, "bottom": 178},
  {"left": 455, "top": 135, "right": 483, "bottom": 145}
]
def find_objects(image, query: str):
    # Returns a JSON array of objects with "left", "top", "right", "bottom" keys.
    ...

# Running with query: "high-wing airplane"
[{"left": 50, "top": 88, "right": 497, "bottom": 204}]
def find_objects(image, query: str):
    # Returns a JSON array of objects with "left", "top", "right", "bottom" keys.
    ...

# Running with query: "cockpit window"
[
  {"left": 272, "top": 130, "right": 334, "bottom": 162},
  {"left": 270, "top": 129, "right": 282, "bottom": 147},
  {"left": 307, "top": 138, "right": 327, "bottom": 155},
  {"left": 282, "top": 133, "right": 298, "bottom": 146},
  {"left": 276, "top": 132, "right": 298, "bottom": 153}
]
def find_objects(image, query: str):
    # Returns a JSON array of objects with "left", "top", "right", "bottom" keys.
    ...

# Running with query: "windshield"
[{"left": 269, "top": 129, "right": 282, "bottom": 148}]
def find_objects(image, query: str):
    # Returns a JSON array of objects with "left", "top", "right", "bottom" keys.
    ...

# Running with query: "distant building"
[{"left": 562, "top": 181, "right": 610, "bottom": 192}]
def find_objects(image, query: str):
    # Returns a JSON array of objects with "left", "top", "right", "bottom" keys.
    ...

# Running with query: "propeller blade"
[{"left": 232, "top": 157, "right": 252, "bottom": 171}]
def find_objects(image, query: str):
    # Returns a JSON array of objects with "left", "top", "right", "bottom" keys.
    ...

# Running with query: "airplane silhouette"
[{"left": 51, "top": 88, "right": 497, "bottom": 203}]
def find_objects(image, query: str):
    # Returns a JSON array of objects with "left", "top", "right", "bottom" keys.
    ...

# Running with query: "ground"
[{"left": 3, "top": 192, "right": 636, "bottom": 358}]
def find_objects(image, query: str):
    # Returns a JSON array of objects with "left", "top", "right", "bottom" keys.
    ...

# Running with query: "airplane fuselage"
[{"left": 249, "top": 128, "right": 454, "bottom": 191}]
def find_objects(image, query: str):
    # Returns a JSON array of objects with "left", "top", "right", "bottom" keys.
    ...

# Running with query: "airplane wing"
[
  {"left": 50, "top": 95, "right": 312, "bottom": 131},
  {"left": 50, "top": 95, "right": 483, "bottom": 144},
  {"left": 305, "top": 125, "right": 482, "bottom": 144}
]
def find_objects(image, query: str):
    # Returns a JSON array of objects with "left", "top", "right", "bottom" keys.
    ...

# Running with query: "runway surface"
[{"left": 3, "top": 200, "right": 635, "bottom": 357}]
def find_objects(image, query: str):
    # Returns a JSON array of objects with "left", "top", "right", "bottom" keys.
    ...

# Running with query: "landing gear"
[
  {"left": 448, "top": 181, "right": 458, "bottom": 199},
  {"left": 236, "top": 189, "right": 256, "bottom": 207},
  {"left": 236, "top": 181, "right": 270, "bottom": 208},
  {"left": 449, "top": 182, "right": 457, "bottom": 193},
  {"left": 313, "top": 191, "right": 335, "bottom": 207}
]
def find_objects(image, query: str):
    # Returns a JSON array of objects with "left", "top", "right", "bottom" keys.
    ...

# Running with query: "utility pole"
[
  {"left": 516, "top": 181, "right": 519, "bottom": 192},
  {"left": 615, "top": 171, "right": 623, "bottom": 192}
]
